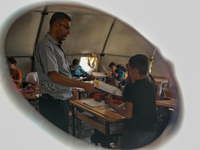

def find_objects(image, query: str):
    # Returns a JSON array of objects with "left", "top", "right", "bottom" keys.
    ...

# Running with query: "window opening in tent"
[{"left": 79, "top": 56, "right": 97, "bottom": 74}]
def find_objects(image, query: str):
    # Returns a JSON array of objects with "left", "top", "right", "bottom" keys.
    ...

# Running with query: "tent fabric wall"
[
  {"left": 5, "top": 4, "right": 171, "bottom": 80},
  {"left": 5, "top": 12, "right": 41, "bottom": 56}
]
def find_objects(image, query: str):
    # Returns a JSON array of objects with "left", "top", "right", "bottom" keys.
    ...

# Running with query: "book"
[{"left": 93, "top": 80, "right": 123, "bottom": 97}]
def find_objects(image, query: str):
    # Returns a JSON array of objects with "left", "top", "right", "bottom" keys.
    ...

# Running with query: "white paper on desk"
[
  {"left": 35, "top": 94, "right": 40, "bottom": 97},
  {"left": 81, "top": 100, "right": 107, "bottom": 107},
  {"left": 111, "top": 109, "right": 117, "bottom": 112},
  {"left": 73, "top": 87, "right": 84, "bottom": 91},
  {"left": 94, "top": 80, "right": 123, "bottom": 97}
]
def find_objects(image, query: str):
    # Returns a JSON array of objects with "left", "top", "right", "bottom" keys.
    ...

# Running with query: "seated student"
[
  {"left": 25, "top": 72, "right": 40, "bottom": 91},
  {"left": 69, "top": 59, "right": 89, "bottom": 77},
  {"left": 105, "top": 54, "right": 157, "bottom": 149},
  {"left": 119, "top": 63, "right": 131, "bottom": 87},
  {"left": 69, "top": 59, "right": 95, "bottom": 80},
  {"left": 90, "top": 78, "right": 124, "bottom": 147},
  {"left": 7, "top": 57, "right": 22, "bottom": 89},
  {"left": 109, "top": 62, "right": 127, "bottom": 81}
]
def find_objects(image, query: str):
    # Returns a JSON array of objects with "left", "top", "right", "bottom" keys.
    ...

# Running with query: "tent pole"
[
  {"left": 31, "top": 6, "right": 48, "bottom": 72},
  {"left": 97, "top": 18, "right": 116, "bottom": 72},
  {"left": 148, "top": 49, "right": 157, "bottom": 74}
]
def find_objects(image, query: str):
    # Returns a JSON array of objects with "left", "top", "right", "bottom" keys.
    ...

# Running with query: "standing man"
[
  {"left": 105, "top": 54, "right": 157, "bottom": 149},
  {"left": 34, "top": 12, "right": 98, "bottom": 133}
]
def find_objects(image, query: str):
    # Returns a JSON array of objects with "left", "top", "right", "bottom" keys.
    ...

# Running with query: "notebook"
[{"left": 93, "top": 80, "right": 123, "bottom": 97}]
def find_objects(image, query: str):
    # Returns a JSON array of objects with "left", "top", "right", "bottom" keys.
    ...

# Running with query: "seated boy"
[
  {"left": 25, "top": 72, "right": 40, "bottom": 91},
  {"left": 105, "top": 54, "right": 157, "bottom": 149},
  {"left": 69, "top": 59, "right": 95, "bottom": 80},
  {"left": 109, "top": 62, "right": 127, "bottom": 81},
  {"left": 7, "top": 57, "right": 22, "bottom": 89}
]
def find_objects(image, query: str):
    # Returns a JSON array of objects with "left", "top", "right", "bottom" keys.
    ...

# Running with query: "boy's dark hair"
[
  {"left": 129, "top": 54, "right": 149, "bottom": 76},
  {"left": 109, "top": 62, "right": 116, "bottom": 68},
  {"left": 72, "top": 59, "right": 79, "bottom": 65},
  {"left": 7, "top": 57, "right": 17, "bottom": 65},
  {"left": 50, "top": 12, "right": 72, "bottom": 26}
]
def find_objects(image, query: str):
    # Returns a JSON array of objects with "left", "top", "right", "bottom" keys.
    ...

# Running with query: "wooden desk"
[
  {"left": 20, "top": 89, "right": 41, "bottom": 111},
  {"left": 74, "top": 81, "right": 94, "bottom": 99},
  {"left": 73, "top": 88, "right": 90, "bottom": 99},
  {"left": 69, "top": 99, "right": 125, "bottom": 147},
  {"left": 92, "top": 73, "right": 108, "bottom": 82},
  {"left": 156, "top": 98, "right": 178, "bottom": 109}
]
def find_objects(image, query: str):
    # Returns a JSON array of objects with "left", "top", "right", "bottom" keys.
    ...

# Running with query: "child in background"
[
  {"left": 69, "top": 59, "right": 95, "bottom": 80},
  {"left": 7, "top": 57, "right": 22, "bottom": 89},
  {"left": 69, "top": 59, "right": 89, "bottom": 77},
  {"left": 119, "top": 63, "right": 132, "bottom": 89},
  {"left": 25, "top": 72, "right": 40, "bottom": 91},
  {"left": 109, "top": 62, "right": 127, "bottom": 81}
]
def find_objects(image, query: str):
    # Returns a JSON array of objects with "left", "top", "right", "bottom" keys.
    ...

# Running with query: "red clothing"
[
  {"left": 12, "top": 68, "right": 22, "bottom": 88},
  {"left": 94, "top": 93, "right": 124, "bottom": 105}
]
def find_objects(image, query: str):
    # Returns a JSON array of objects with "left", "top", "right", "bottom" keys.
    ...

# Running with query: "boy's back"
[{"left": 123, "top": 78, "right": 157, "bottom": 132}]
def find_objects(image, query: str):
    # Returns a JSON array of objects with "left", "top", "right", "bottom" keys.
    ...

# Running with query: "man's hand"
[
  {"left": 83, "top": 83, "right": 100, "bottom": 93},
  {"left": 48, "top": 71, "right": 100, "bottom": 94}
]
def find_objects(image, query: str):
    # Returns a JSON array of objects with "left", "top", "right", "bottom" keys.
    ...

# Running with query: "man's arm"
[{"left": 48, "top": 71, "right": 98, "bottom": 93}]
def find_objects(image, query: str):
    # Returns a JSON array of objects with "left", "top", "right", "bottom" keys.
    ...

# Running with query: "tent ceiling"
[{"left": 5, "top": 3, "right": 170, "bottom": 78}]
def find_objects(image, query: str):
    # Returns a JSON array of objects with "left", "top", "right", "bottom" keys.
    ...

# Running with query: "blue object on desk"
[
  {"left": 100, "top": 105, "right": 109, "bottom": 110},
  {"left": 119, "top": 70, "right": 124, "bottom": 79}
]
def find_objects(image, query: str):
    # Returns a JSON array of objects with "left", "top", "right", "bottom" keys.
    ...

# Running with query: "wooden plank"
[
  {"left": 76, "top": 111, "right": 106, "bottom": 134},
  {"left": 20, "top": 90, "right": 40, "bottom": 100},
  {"left": 69, "top": 89, "right": 79, "bottom": 100},
  {"left": 69, "top": 99, "right": 125, "bottom": 122},
  {"left": 76, "top": 112, "right": 123, "bottom": 135},
  {"left": 156, "top": 98, "right": 178, "bottom": 108}
]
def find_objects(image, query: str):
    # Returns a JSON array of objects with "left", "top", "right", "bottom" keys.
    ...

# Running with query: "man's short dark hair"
[
  {"left": 109, "top": 62, "right": 116, "bottom": 68},
  {"left": 50, "top": 12, "right": 72, "bottom": 26},
  {"left": 7, "top": 57, "right": 17, "bottom": 65},
  {"left": 129, "top": 54, "right": 149, "bottom": 76},
  {"left": 72, "top": 59, "right": 79, "bottom": 65}
]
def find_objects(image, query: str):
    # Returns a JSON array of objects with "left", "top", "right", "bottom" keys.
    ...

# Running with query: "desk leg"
[
  {"left": 77, "top": 118, "right": 82, "bottom": 138},
  {"left": 78, "top": 92, "right": 81, "bottom": 99},
  {"left": 105, "top": 121, "right": 110, "bottom": 148},
  {"left": 77, "top": 108, "right": 82, "bottom": 138},
  {"left": 71, "top": 105, "right": 76, "bottom": 136}
]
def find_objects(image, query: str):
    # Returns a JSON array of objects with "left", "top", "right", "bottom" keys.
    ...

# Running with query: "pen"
[{"left": 100, "top": 105, "right": 109, "bottom": 110}]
